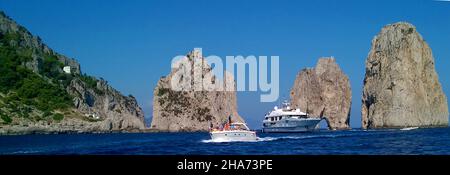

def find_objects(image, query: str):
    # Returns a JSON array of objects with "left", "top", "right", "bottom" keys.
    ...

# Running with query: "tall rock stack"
[
  {"left": 151, "top": 49, "right": 243, "bottom": 132},
  {"left": 362, "top": 22, "right": 449, "bottom": 129},
  {"left": 290, "top": 58, "right": 352, "bottom": 130}
]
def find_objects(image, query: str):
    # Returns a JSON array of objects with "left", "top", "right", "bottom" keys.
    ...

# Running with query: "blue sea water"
[{"left": 0, "top": 128, "right": 450, "bottom": 155}]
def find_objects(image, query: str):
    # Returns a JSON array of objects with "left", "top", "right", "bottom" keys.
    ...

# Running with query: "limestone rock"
[
  {"left": 151, "top": 49, "right": 243, "bottom": 132},
  {"left": 0, "top": 12, "right": 80, "bottom": 74},
  {"left": 66, "top": 78, "right": 145, "bottom": 131},
  {"left": 362, "top": 22, "right": 449, "bottom": 129},
  {"left": 0, "top": 11, "right": 145, "bottom": 134},
  {"left": 290, "top": 58, "right": 352, "bottom": 130}
]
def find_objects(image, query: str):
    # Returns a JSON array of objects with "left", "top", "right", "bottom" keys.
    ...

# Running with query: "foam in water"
[{"left": 400, "top": 127, "right": 419, "bottom": 131}]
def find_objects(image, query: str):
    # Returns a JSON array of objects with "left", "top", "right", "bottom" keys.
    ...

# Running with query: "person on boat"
[
  {"left": 224, "top": 123, "right": 230, "bottom": 131},
  {"left": 226, "top": 115, "right": 232, "bottom": 130},
  {"left": 209, "top": 122, "right": 216, "bottom": 132}
]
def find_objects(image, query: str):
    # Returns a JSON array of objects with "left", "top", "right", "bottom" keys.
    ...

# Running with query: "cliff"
[
  {"left": 0, "top": 11, "right": 145, "bottom": 134},
  {"left": 290, "top": 58, "right": 352, "bottom": 130},
  {"left": 362, "top": 22, "right": 449, "bottom": 129},
  {"left": 151, "top": 49, "right": 243, "bottom": 132}
]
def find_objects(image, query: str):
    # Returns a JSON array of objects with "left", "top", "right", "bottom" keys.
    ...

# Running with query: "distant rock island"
[
  {"left": 151, "top": 49, "right": 243, "bottom": 132},
  {"left": 0, "top": 11, "right": 145, "bottom": 134},
  {"left": 290, "top": 58, "right": 352, "bottom": 130},
  {"left": 362, "top": 22, "right": 449, "bottom": 129}
]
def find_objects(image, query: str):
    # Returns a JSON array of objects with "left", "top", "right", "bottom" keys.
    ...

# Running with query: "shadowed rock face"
[
  {"left": 362, "top": 22, "right": 449, "bottom": 129},
  {"left": 151, "top": 49, "right": 243, "bottom": 132},
  {"left": 66, "top": 78, "right": 145, "bottom": 131},
  {"left": 291, "top": 58, "right": 352, "bottom": 130}
]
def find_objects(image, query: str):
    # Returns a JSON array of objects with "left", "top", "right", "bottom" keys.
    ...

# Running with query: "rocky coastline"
[{"left": 0, "top": 11, "right": 145, "bottom": 135}]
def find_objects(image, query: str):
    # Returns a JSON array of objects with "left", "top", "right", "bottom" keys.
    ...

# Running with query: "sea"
[{"left": 1, "top": 127, "right": 450, "bottom": 155}]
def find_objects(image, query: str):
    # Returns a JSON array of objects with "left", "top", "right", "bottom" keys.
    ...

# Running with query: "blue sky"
[{"left": 1, "top": 0, "right": 449, "bottom": 129}]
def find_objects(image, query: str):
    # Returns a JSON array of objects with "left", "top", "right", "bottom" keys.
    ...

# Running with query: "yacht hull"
[{"left": 210, "top": 131, "right": 257, "bottom": 142}]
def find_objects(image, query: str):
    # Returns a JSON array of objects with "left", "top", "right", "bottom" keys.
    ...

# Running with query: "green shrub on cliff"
[
  {"left": 79, "top": 74, "right": 104, "bottom": 95},
  {"left": 41, "top": 54, "right": 64, "bottom": 78},
  {"left": 52, "top": 113, "right": 64, "bottom": 121},
  {"left": 80, "top": 74, "right": 97, "bottom": 88},
  {"left": 0, "top": 110, "right": 12, "bottom": 124},
  {"left": 0, "top": 31, "right": 73, "bottom": 116}
]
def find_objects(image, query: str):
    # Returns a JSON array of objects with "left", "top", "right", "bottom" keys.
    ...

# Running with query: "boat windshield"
[
  {"left": 210, "top": 122, "right": 250, "bottom": 131},
  {"left": 230, "top": 123, "right": 249, "bottom": 131}
]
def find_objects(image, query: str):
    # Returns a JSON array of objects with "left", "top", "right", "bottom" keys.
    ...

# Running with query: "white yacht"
[
  {"left": 262, "top": 101, "right": 323, "bottom": 133},
  {"left": 210, "top": 122, "right": 257, "bottom": 142}
]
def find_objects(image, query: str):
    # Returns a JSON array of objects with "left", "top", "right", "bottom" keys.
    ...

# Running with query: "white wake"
[{"left": 400, "top": 127, "right": 419, "bottom": 131}]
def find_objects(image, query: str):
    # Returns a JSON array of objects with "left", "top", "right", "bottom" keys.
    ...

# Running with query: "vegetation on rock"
[{"left": 0, "top": 31, "right": 73, "bottom": 121}]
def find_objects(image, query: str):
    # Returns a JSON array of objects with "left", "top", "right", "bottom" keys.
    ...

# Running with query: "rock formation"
[
  {"left": 66, "top": 78, "right": 145, "bottom": 131},
  {"left": 362, "top": 22, "right": 449, "bottom": 129},
  {"left": 151, "top": 49, "right": 243, "bottom": 132},
  {"left": 0, "top": 12, "right": 81, "bottom": 75},
  {"left": 290, "top": 58, "right": 352, "bottom": 130},
  {"left": 0, "top": 11, "right": 144, "bottom": 134}
]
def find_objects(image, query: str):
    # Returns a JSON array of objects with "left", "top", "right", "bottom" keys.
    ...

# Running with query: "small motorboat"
[{"left": 209, "top": 116, "right": 257, "bottom": 142}]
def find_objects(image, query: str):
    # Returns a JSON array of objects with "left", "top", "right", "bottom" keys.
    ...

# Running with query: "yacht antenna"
[{"left": 278, "top": 93, "right": 283, "bottom": 109}]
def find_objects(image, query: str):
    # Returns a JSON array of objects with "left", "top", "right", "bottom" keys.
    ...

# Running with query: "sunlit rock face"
[
  {"left": 290, "top": 58, "right": 352, "bottom": 130},
  {"left": 362, "top": 22, "right": 449, "bottom": 129},
  {"left": 151, "top": 49, "right": 243, "bottom": 132}
]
